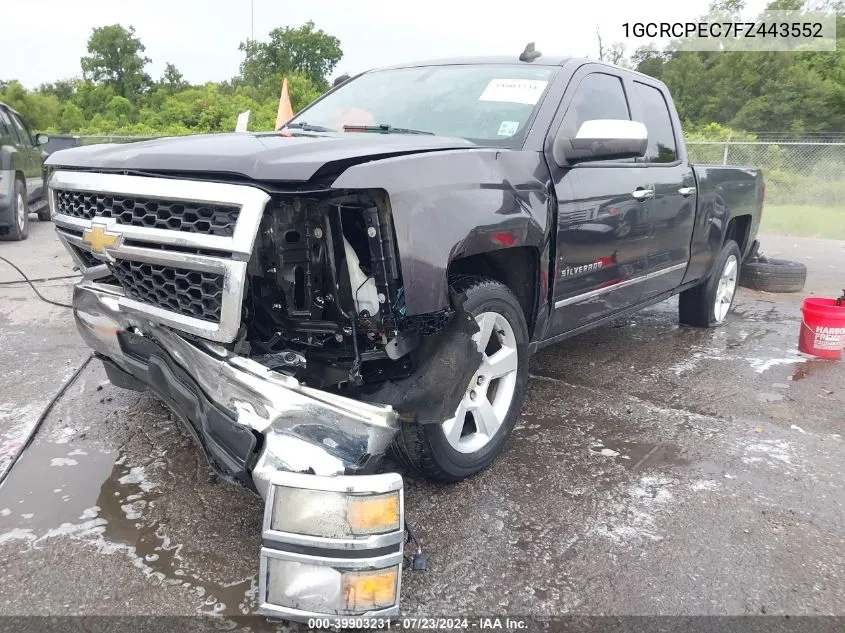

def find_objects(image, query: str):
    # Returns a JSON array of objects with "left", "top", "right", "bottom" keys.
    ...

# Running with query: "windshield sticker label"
[
  {"left": 479, "top": 79, "right": 548, "bottom": 105},
  {"left": 497, "top": 120, "right": 520, "bottom": 136}
]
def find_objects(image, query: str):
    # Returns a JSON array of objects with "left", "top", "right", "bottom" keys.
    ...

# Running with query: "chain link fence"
[{"left": 687, "top": 140, "right": 845, "bottom": 209}]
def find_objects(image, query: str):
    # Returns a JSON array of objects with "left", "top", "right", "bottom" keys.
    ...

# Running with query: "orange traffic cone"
[{"left": 275, "top": 77, "right": 294, "bottom": 130}]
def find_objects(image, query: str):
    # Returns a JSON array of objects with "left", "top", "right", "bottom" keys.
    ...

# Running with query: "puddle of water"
[
  {"left": 756, "top": 391, "right": 785, "bottom": 404},
  {"left": 791, "top": 358, "right": 836, "bottom": 382},
  {"left": 0, "top": 435, "right": 257, "bottom": 615},
  {"left": 595, "top": 440, "right": 687, "bottom": 471}
]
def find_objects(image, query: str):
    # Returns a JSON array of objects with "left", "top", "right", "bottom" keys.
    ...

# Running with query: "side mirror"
[
  {"left": 36, "top": 133, "right": 49, "bottom": 145},
  {"left": 553, "top": 119, "right": 647, "bottom": 166}
]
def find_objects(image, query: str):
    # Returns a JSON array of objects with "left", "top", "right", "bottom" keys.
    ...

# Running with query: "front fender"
[{"left": 331, "top": 149, "right": 552, "bottom": 315}]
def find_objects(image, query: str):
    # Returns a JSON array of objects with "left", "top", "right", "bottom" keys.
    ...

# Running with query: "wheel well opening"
[
  {"left": 447, "top": 247, "right": 538, "bottom": 337},
  {"left": 725, "top": 215, "right": 751, "bottom": 254},
  {"left": 14, "top": 171, "right": 25, "bottom": 188}
]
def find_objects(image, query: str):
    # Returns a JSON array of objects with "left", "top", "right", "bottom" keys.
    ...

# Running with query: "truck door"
[
  {"left": 630, "top": 80, "right": 695, "bottom": 299},
  {"left": 545, "top": 68, "right": 652, "bottom": 336},
  {"left": 5, "top": 109, "right": 41, "bottom": 200}
]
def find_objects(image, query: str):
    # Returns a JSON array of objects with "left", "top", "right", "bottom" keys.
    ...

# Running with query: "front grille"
[
  {"left": 55, "top": 190, "right": 240, "bottom": 237},
  {"left": 52, "top": 170, "right": 270, "bottom": 341},
  {"left": 70, "top": 245, "right": 104, "bottom": 269},
  {"left": 108, "top": 260, "right": 224, "bottom": 322}
]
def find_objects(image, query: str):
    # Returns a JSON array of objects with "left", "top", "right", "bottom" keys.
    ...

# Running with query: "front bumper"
[{"left": 72, "top": 281, "right": 404, "bottom": 620}]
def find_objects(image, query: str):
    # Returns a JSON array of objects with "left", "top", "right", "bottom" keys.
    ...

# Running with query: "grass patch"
[{"left": 759, "top": 205, "right": 845, "bottom": 239}]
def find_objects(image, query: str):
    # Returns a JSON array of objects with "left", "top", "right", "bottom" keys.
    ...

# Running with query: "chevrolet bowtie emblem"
[{"left": 82, "top": 222, "right": 122, "bottom": 255}]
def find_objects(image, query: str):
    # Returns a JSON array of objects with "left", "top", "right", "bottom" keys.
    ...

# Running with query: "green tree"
[
  {"left": 631, "top": 45, "right": 666, "bottom": 79},
  {"left": 0, "top": 80, "right": 60, "bottom": 130},
  {"left": 81, "top": 25, "right": 152, "bottom": 101},
  {"left": 38, "top": 79, "right": 77, "bottom": 102},
  {"left": 59, "top": 102, "right": 86, "bottom": 132},
  {"left": 239, "top": 21, "right": 342, "bottom": 90},
  {"left": 160, "top": 63, "right": 188, "bottom": 92}
]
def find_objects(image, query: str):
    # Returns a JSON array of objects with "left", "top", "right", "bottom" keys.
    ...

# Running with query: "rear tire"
[
  {"left": 1, "top": 180, "right": 29, "bottom": 241},
  {"left": 37, "top": 205, "right": 51, "bottom": 222},
  {"left": 390, "top": 277, "right": 529, "bottom": 482},
  {"left": 679, "top": 240, "right": 741, "bottom": 328}
]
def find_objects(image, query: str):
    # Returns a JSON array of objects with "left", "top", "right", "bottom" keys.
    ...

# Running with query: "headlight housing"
[
  {"left": 262, "top": 551, "right": 401, "bottom": 615},
  {"left": 259, "top": 471, "right": 404, "bottom": 620}
]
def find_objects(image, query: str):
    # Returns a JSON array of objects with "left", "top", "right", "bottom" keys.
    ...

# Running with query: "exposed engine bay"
[{"left": 239, "top": 190, "right": 457, "bottom": 398}]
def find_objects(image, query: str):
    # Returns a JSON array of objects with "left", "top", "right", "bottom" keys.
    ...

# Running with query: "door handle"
[
  {"left": 631, "top": 188, "right": 654, "bottom": 201},
  {"left": 678, "top": 186, "right": 696, "bottom": 197}
]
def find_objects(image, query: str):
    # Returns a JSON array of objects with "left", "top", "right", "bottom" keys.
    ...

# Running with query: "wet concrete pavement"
[{"left": 0, "top": 227, "right": 843, "bottom": 625}]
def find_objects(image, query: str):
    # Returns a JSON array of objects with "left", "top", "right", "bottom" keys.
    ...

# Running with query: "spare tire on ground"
[{"left": 739, "top": 255, "right": 807, "bottom": 293}]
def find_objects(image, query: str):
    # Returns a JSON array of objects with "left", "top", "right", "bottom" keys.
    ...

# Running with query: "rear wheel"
[
  {"left": 391, "top": 277, "right": 529, "bottom": 482},
  {"left": 1, "top": 180, "right": 29, "bottom": 241},
  {"left": 679, "top": 240, "right": 741, "bottom": 327}
]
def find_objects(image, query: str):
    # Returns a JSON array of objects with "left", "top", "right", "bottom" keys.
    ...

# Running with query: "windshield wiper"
[
  {"left": 282, "top": 121, "right": 335, "bottom": 132},
  {"left": 343, "top": 124, "right": 434, "bottom": 135}
]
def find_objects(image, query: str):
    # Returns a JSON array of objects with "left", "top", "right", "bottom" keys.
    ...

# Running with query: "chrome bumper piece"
[{"left": 71, "top": 282, "right": 404, "bottom": 621}]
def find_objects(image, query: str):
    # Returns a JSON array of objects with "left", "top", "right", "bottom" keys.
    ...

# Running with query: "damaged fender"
[{"left": 331, "top": 148, "right": 554, "bottom": 317}]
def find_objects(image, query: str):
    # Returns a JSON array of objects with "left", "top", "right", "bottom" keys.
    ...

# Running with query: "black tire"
[
  {"left": 679, "top": 240, "right": 742, "bottom": 328},
  {"left": 739, "top": 255, "right": 807, "bottom": 293},
  {"left": 37, "top": 206, "right": 51, "bottom": 222},
  {"left": 1, "top": 180, "right": 29, "bottom": 241},
  {"left": 390, "top": 277, "right": 529, "bottom": 482}
]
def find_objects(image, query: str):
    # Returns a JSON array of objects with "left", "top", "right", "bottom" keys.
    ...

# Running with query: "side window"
[
  {"left": 633, "top": 82, "right": 678, "bottom": 163},
  {"left": 561, "top": 73, "right": 631, "bottom": 138},
  {"left": 0, "top": 108, "right": 19, "bottom": 143},
  {"left": 9, "top": 113, "right": 34, "bottom": 147}
]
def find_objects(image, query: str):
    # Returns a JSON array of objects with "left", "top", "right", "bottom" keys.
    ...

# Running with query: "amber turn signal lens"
[
  {"left": 346, "top": 493, "right": 400, "bottom": 535},
  {"left": 342, "top": 567, "right": 399, "bottom": 611}
]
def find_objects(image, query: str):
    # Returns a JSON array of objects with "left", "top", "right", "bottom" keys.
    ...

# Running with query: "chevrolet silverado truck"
[{"left": 46, "top": 54, "right": 763, "bottom": 621}]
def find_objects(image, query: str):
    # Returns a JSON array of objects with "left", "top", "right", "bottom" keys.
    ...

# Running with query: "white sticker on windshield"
[
  {"left": 497, "top": 120, "right": 520, "bottom": 137},
  {"left": 478, "top": 79, "right": 548, "bottom": 105}
]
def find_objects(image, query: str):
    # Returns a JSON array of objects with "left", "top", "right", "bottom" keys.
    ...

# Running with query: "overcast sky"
[{"left": 2, "top": 0, "right": 771, "bottom": 88}]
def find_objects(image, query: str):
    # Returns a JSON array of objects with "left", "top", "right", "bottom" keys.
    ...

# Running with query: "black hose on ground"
[
  {"left": 0, "top": 255, "right": 75, "bottom": 309},
  {"left": 0, "top": 273, "right": 80, "bottom": 286},
  {"left": 0, "top": 353, "right": 94, "bottom": 487}
]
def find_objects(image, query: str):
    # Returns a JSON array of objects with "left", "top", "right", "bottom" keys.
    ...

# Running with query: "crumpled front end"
[
  {"left": 72, "top": 281, "right": 405, "bottom": 619},
  {"left": 46, "top": 164, "right": 476, "bottom": 621}
]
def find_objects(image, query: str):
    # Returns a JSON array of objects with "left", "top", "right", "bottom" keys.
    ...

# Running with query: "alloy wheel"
[
  {"left": 441, "top": 311, "right": 519, "bottom": 453},
  {"left": 16, "top": 192, "right": 26, "bottom": 231},
  {"left": 714, "top": 254, "right": 738, "bottom": 322}
]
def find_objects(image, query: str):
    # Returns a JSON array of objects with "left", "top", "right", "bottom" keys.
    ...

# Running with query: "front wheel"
[
  {"left": 679, "top": 240, "right": 741, "bottom": 327},
  {"left": 390, "top": 277, "right": 529, "bottom": 482},
  {"left": 1, "top": 180, "right": 29, "bottom": 241}
]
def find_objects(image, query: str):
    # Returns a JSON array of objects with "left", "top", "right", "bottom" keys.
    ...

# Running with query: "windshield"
[{"left": 287, "top": 64, "right": 558, "bottom": 146}]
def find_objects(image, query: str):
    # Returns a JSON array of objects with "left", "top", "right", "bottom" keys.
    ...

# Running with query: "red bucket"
[{"left": 799, "top": 298, "right": 845, "bottom": 360}]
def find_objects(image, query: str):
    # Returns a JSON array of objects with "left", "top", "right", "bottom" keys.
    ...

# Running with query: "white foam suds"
[
  {"left": 50, "top": 458, "right": 78, "bottom": 467},
  {"left": 118, "top": 466, "right": 158, "bottom": 492}
]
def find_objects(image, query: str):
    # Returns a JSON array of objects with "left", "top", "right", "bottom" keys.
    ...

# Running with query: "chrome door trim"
[{"left": 554, "top": 261, "right": 688, "bottom": 309}]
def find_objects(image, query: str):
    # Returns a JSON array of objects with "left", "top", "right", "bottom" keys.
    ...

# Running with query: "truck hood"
[{"left": 45, "top": 132, "right": 479, "bottom": 182}]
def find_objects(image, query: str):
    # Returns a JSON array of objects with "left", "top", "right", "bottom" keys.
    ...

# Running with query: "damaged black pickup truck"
[{"left": 46, "top": 54, "right": 763, "bottom": 620}]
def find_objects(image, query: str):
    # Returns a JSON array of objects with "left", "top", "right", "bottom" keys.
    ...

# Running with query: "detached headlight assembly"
[
  {"left": 262, "top": 553, "right": 401, "bottom": 615},
  {"left": 259, "top": 472, "right": 404, "bottom": 619},
  {"left": 270, "top": 488, "right": 401, "bottom": 538}
]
